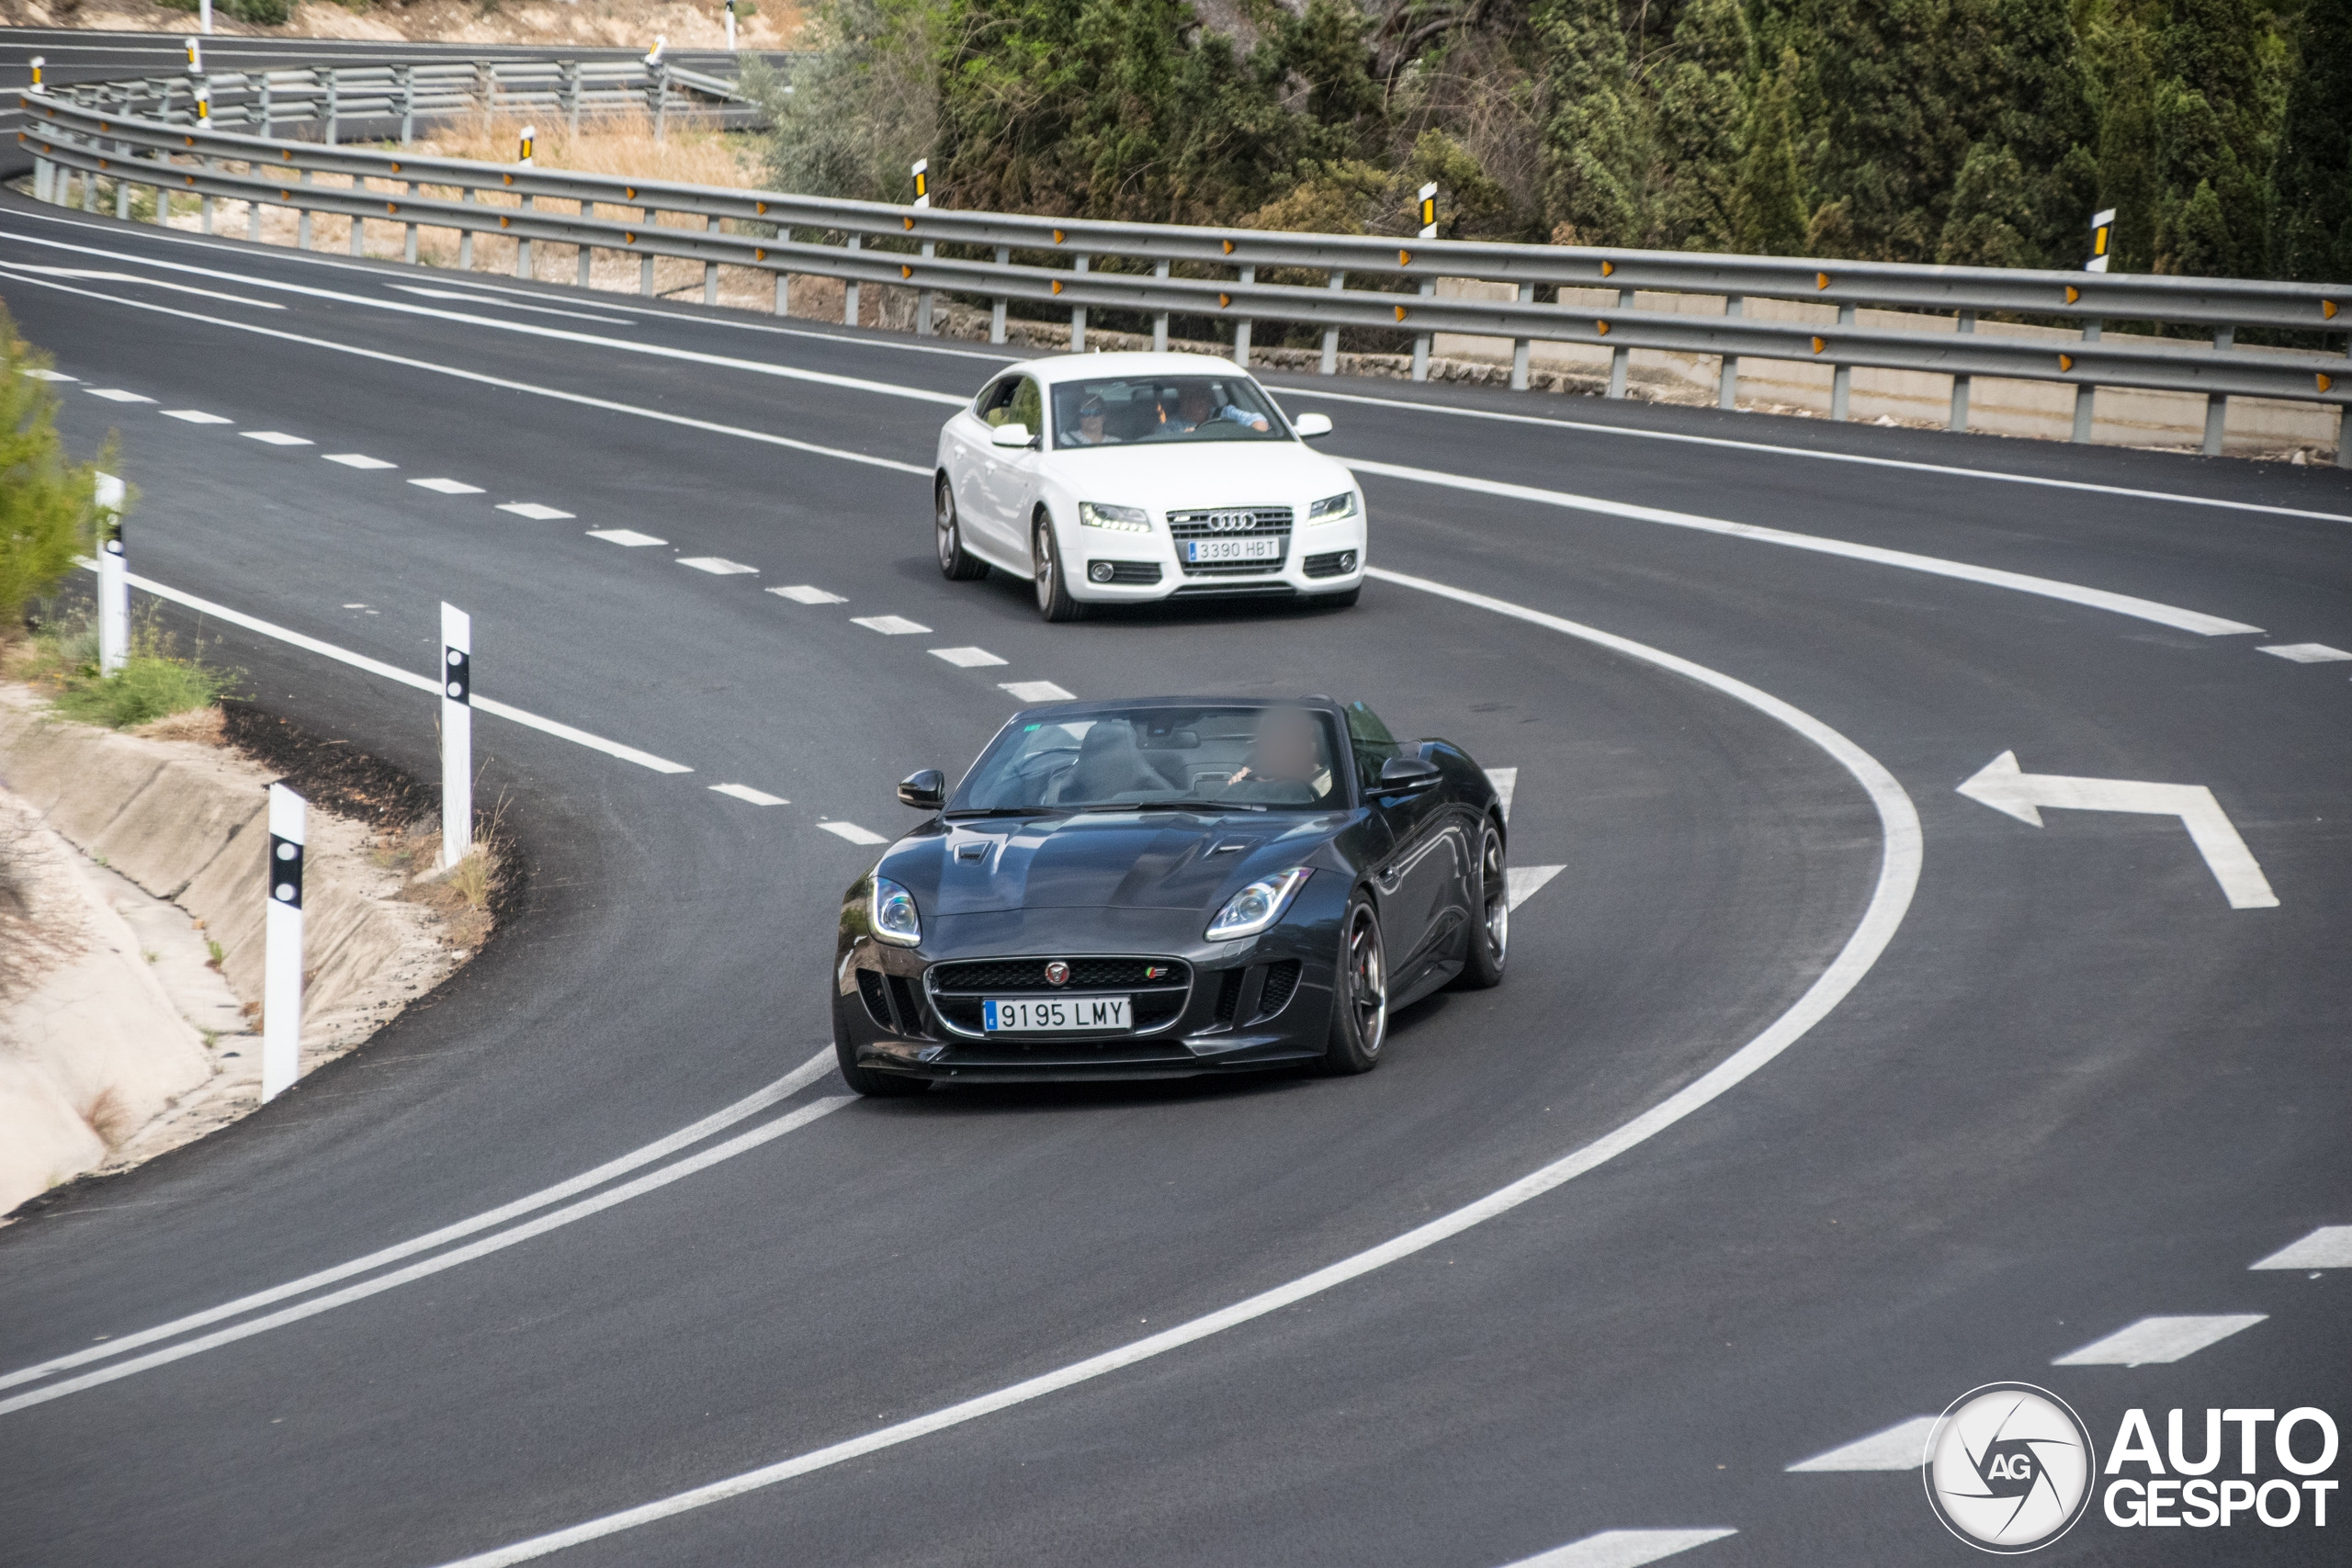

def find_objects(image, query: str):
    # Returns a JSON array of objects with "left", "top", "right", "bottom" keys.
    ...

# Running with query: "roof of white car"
[{"left": 1022, "top": 351, "right": 1246, "bottom": 386}]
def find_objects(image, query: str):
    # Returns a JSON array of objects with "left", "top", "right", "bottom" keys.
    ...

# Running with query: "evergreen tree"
[
  {"left": 1730, "top": 48, "right": 1811, "bottom": 254},
  {"left": 1938, "top": 141, "right": 2035, "bottom": 265},
  {"left": 1647, "top": 0, "right": 1758, "bottom": 250},
  {"left": 2270, "top": 0, "right": 2352, "bottom": 283},
  {"left": 1534, "top": 0, "right": 1645, "bottom": 244},
  {"left": 2094, "top": 12, "right": 2163, "bottom": 272}
]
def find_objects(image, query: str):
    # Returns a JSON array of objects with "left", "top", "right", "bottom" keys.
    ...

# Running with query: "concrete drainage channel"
[{"left": 0, "top": 694, "right": 494, "bottom": 1216}]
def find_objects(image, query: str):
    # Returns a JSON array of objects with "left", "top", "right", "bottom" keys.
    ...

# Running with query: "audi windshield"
[{"left": 1051, "top": 377, "right": 1288, "bottom": 449}]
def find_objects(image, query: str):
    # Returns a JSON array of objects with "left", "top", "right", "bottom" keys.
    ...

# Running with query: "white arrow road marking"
[
  {"left": 1486, "top": 766, "right": 1517, "bottom": 821},
  {"left": 1507, "top": 865, "right": 1563, "bottom": 910},
  {"left": 2251, "top": 1225, "right": 2352, "bottom": 1270},
  {"left": 1956, "top": 750, "right": 2279, "bottom": 909},
  {"left": 1495, "top": 1529, "right": 1737, "bottom": 1567},
  {"left": 1787, "top": 1415, "right": 1940, "bottom": 1471},
  {"left": 2052, "top": 1314, "right": 2267, "bottom": 1366}
]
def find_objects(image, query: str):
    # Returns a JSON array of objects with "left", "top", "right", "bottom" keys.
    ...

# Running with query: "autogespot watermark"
[{"left": 1922, "top": 1387, "right": 2340, "bottom": 1551}]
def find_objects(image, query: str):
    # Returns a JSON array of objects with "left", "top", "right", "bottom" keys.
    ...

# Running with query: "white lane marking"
[
  {"left": 709, "top": 784, "right": 788, "bottom": 807},
  {"left": 770, "top": 584, "right": 847, "bottom": 604},
  {"left": 497, "top": 502, "right": 577, "bottom": 521},
  {"left": 1505, "top": 865, "right": 1563, "bottom": 911},
  {"left": 1956, "top": 750, "right": 2279, "bottom": 908},
  {"left": 242, "top": 430, "right": 313, "bottom": 446},
  {"left": 1486, "top": 766, "right": 1517, "bottom": 821},
  {"left": 1493, "top": 1529, "right": 1737, "bottom": 1568},
  {"left": 411, "top": 477, "right": 486, "bottom": 495},
  {"left": 20, "top": 367, "right": 76, "bottom": 381},
  {"left": 386, "top": 285, "right": 638, "bottom": 326},
  {"left": 0, "top": 260, "right": 286, "bottom": 310},
  {"left": 0, "top": 1097, "right": 854, "bottom": 1417},
  {"left": 0, "top": 1050, "right": 839, "bottom": 1400},
  {"left": 1786, "top": 1416, "right": 1939, "bottom": 1472},
  {"left": 1347, "top": 458, "right": 2264, "bottom": 637},
  {"left": 679, "top": 556, "right": 758, "bottom": 575},
  {"left": 2052, "top": 1314, "right": 2267, "bottom": 1366},
  {"left": 2257, "top": 642, "right": 2352, "bottom": 662},
  {"left": 433, "top": 569, "right": 1921, "bottom": 1568},
  {"left": 853, "top": 615, "right": 931, "bottom": 635},
  {"left": 588, "top": 529, "right": 668, "bottom": 547},
  {"left": 1279, "top": 383, "right": 2352, "bottom": 527},
  {"left": 160, "top": 408, "right": 233, "bottom": 423},
  {"left": 85, "top": 566, "right": 695, "bottom": 774},
  {"left": 2251, "top": 1225, "right": 2352, "bottom": 1270},
  {"left": 818, "top": 821, "right": 889, "bottom": 846},
  {"left": 322, "top": 452, "right": 397, "bottom": 468},
  {"left": 85, "top": 387, "right": 155, "bottom": 402},
  {"left": 1001, "top": 680, "right": 1075, "bottom": 703},
  {"left": 929, "top": 646, "right": 1006, "bottom": 668}
]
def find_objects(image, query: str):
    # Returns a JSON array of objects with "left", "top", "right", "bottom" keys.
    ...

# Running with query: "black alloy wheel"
[
  {"left": 1323, "top": 896, "right": 1388, "bottom": 1073},
  {"left": 1453, "top": 819, "right": 1508, "bottom": 990}
]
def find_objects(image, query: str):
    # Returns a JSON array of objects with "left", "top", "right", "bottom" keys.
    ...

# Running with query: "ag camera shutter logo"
[{"left": 1925, "top": 1383, "right": 2096, "bottom": 1552}]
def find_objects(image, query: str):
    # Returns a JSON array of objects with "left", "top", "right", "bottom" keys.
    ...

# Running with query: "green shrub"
[
  {"left": 22, "top": 616, "right": 234, "bottom": 729},
  {"left": 0, "top": 310, "right": 106, "bottom": 626}
]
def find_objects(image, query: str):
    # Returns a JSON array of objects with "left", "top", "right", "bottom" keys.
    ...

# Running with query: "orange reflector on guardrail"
[
  {"left": 1600, "top": 260, "right": 1614, "bottom": 277},
  {"left": 1816, "top": 272, "right": 1831, "bottom": 289},
  {"left": 2324, "top": 301, "right": 2339, "bottom": 320},
  {"left": 900, "top": 265, "right": 911, "bottom": 278},
  {"left": 2059, "top": 354, "right": 2075, "bottom": 371},
  {"left": 1398, "top": 250, "right": 1412, "bottom": 266},
  {"left": 1395, "top": 305, "right": 1408, "bottom": 321},
  {"left": 754, "top": 248, "right": 766, "bottom": 261},
  {"left": 2321, "top": 373, "right": 2335, "bottom": 392},
  {"left": 1598, "top": 320, "right": 1611, "bottom": 335},
  {"left": 2065, "top": 285, "right": 2080, "bottom": 304},
  {"left": 1811, "top": 335, "right": 1826, "bottom": 354},
  {"left": 1218, "top": 293, "right": 1231, "bottom": 308},
  {"left": 1222, "top": 240, "right": 1234, "bottom": 254},
  {"left": 624, "top": 231, "right": 637, "bottom": 243},
  {"left": 499, "top": 216, "right": 509, "bottom": 228},
  {"left": 755, "top": 201, "right": 766, "bottom": 215},
  {"left": 1051, "top": 279, "right": 1063, "bottom": 294},
  {"left": 1053, "top": 229, "right": 1065, "bottom": 243},
  {"left": 902, "top": 217, "right": 913, "bottom": 231}
]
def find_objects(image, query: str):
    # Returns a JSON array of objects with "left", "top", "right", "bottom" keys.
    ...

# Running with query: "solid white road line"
[
  {"left": 160, "top": 408, "right": 232, "bottom": 423},
  {"left": 0, "top": 260, "right": 287, "bottom": 310},
  {"left": 1001, "top": 680, "right": 1075, "bottom": 703},
  {"left": 2251, "top": 1225, "right": 2352, "bottom": 1270},
  {"left": 1278, "top": 382, "right": 2352, "bottom": 527},
  {"left": 2256, "top": 642, "right": 2352, "bottom": 662},
  {"left": 0, "top": 1050, "right": 840, "bottom": 1400},
  {"left": 242, "top": 430, "right": 312, "bottom": 446},
  {"left": 852, "top": 615, "right": 931, "bottom": 635},
  {"left": 1505, "top": 865, "right": 1563, "bottom": 911},
  {"left": 818, "top": 821, "right": 888, "bottom": 846},
  {"left": 431, "top": 570, "right": 1921, "bottom": 1568},
  {"left": 678, "top": 557, "right": 758, "bottom": 575},
  {"left": 96, "top": 567, "right": 695, "bottom": 774},
  {"left": 588, "top": 528, "right": 668, "bottom": 547},
  {"left": 1494, "top": 1529, "right": 1737, "bottom": 1568},
  {"left": 84, "top": 387, "right": 154, "bottom": 402},
  {"left": 0, "top": 1097, "right": 855, "bottom": 1417},
  {"left": 2051, "top": 1314, "right": 2267, "bottom": 1367},
  {"left": 387, "top": 285, "right": 639, "bottom": 326},
  {"left": 929, "top": 646, "right": 1007, "bottom": 668},
  {"left": 710, "top": 784, "right": 788, "bottom": 807},
  {"left": 497, "top": 502, "right": 577, "bottom": 521},
  {"left": 1786, "top": 1416, "right": 1940, "bottom": 1472},
  {"left": 322, "top": 452, "right": 397, "bottom": 468},
  {"left": 1486, "top": 766, "right": 1518, "bottom": 821},
  {"left": 1347, "top": 457, "right": 2266, "bottom": 638},
  {"left": 411, "top": 477, "right": 486, "bottom": 495},
  {"left": 771, "top": 585, "right": 848, "bottom": 604}
]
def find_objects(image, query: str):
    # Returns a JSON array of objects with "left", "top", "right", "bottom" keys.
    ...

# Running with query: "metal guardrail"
[{"left": 16, "top": 87, "right": 2349, "bottom": 451}]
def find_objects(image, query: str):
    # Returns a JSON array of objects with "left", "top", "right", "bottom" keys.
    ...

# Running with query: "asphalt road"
[{"left": 0, "top": 179, "right": 2346, "bottom": 1568}]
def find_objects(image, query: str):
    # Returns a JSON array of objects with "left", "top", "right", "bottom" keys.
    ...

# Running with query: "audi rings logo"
[
  {"left": 1926, "top": 1383, "right": 2098, "bottom": 1552},
  {"left": 1204, "top": 511, "right": 1254, "bottom": 532},
  {"left": 1044, "top": 961, "right": 1070, "bottom": 987}
]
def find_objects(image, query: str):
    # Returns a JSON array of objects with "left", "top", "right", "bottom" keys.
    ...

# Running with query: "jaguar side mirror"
[
  {"left": 1293, "top": 412, "right": 1333, "bottom": 439},
  {"left": 1377, "top": 755, "right": 1440, "bottom": 794},
  {"left": 989, "top": 422, "right": 1035, "bottom": 449},
  {"left": 899, "top": 769, "right": 946, "bottom": 810}
]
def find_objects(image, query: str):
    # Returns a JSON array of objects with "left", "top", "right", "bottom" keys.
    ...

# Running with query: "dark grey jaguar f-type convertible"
[{"left": 831, "top": 695, "right": 1510, "bottom": 1095}]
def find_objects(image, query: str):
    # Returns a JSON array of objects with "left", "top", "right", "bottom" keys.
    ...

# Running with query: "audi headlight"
[
  {"left": 1307, "top": 491, "right": 1356, "bottom": 523},
  {"left": 870, "top": 876, "right": 922, "bottom": 946},
  {"left": 1205, "top": 866, "right": 1313, "bottom": 941},
  {"left": 1079, "top": 501, "right": 1151, "bottom": 532}
]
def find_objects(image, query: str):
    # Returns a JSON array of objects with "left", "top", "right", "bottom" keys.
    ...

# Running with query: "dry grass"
[
  {"left": 81, "top": 1086, "right": 135, "bottom": 1148},
  {"left": 375, "top": 796, "right": 509, "bottom": 954},
  {"left": 415, "top": 111, "right": 763, "bottom": 191},
  {"left": 131, "top": 706, "right": 227, "bottom": 747}
]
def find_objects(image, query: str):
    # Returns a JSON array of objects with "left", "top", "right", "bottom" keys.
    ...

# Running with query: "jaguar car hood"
[
  {"left": 1045, "top": 442, "right": 1354, "bottom": 512},
  {"left": 883, "top": 811, "right": 1343, "bottom": 915}
]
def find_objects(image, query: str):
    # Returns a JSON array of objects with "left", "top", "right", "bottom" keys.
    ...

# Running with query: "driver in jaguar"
[{"left": 1222, "top": 706, "right": 1335, "bottom": 804}]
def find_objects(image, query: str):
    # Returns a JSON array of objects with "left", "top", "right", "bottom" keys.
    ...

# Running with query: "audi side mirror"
[
  {"left": 1294, "top": 412, "right": 1333, "bottom": 439},
  {"left": 899, "top": 769, "right": 946, "bottom": 810},
  {"left": 989, "top": 422, "right": 1035, "bottom": 449},
  {"left": 1377, "top": 755, "right": 1440, "bottom": 794}
]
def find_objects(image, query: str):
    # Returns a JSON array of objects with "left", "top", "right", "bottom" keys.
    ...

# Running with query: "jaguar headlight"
[
  {"left": 1079, "top": 501, "right": 1151, "bottom": 532},
  {"left": 1205, "top": 866, "right": 1313, "bottom": 941},
  {"left": 1307, "top": 491, "right": 1356, "bottom": 523},
  {"left": 870, "top": 876, "right": 922, "bottom": 946}
]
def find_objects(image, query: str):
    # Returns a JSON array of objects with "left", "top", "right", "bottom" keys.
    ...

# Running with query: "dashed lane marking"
[
  {"left": 852, "top": 615, "right": 931, "bottom": 635},
  {"left": 2051, "top": 1314, "right": 2267, "bottom": 1367},
  {"left": 710, "top": 784, "right": 788, "bottom": 807},
  {"left": 1505, "top": 865, "right": 1563, "bottom": 911},
  {"left": 20, "top": 367, "right": 75, "bottom": 381},
  {"left": 1486, "top": 766, "right": 1517, "bottom": 821},
  {"left": 2257, "top": 642, "right": 2352, "bottom": 662},
  {"left": 1786, "top": 1416, "right": 1939, "bottom": 1471},
  {"left": 587, "top": 529, "right": 667, "bottom": 547},
  {"left": 2251, "top": 1225, "right": 2352, "bottom": 1270},
  {"left": 497, "top": 502, "right": 577, "bottom": 521},
  {"left": 1493, "top": 1529, "right": 1737, "bottom": 1567},
  {"left": 83, "top": 388, "right": 155, "bottom": 402},
  {"left": 160, "top": 408, "right": 232, "bottom": 423},
  {"left": 241, "top": 430, "right": 312, "bottom": 446},
  {"left": 1000, "top": 680, "right": 1075, "bottom": 703},
  {"left": 770, "top": 585, "right": 847, "bottom": 604},
  {"left": 679, "top": 557, "right": 758, "bottom": 575},
  {"left": 817, "top": 821, "right": 888, "bottom": 846},
  {"left": 322, "top": 453, "right": 396, "bottom": 468},
  {"left": 929, "top": 647, "right": 1007, "bottom": 668},
  {"left": 410, "top": 477, "right": 486, "bottom": 494}
]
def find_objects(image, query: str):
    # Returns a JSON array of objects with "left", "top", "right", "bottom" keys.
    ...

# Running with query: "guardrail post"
[
  {"left": 1070, "top": 254, "right": 1087, "bottom": 349},
  {"left": 1827, "top": 301, "right": 1855, "bottom": 419},
  {"left": 297, "top": 169, "right": 313, "bottom": 249},
  {"left": 1411, "top": 277, "right": 1435, "bottom": 381},
  {"left": 1151, "top": 258, "right": 1170, "bottom": 351},
  {"left": 84, "top": 164, "right": 101, "bottom": 213},
  {"left": 1234, "top": 265, "right": 1255, "bottom": 368},
  {"left": 96, "top": 473, "right": 128, "bottom": 675},
  {"left": 1321, "top": 269, "right": 1344, "bottom": 374},
  {"left": 323, "top": 67, "right": 339, "bottom": 145},
  {"left": 248, "top": 182, "right": 263, "bottom": 240},
  {"left": 561, "top": 60, "right": 581, "bottom": 140},
  {"left": 2202, "top": 324, "right": 2233, "bottom": 456},
  {"left": 582, "top": 236, "right": 596, "bottom": 289},
  {"left": 405, "top": 181, "right": 419, "bottom": 264},
  {"left": 519, "top": 195, "right": 536, "bottom": 277},
  {"left": 1717, "top": 295, "right": 1741, "bottom": 407},
  {"left": 841, "top": 233, "right": 861, "bottom": 321},
  {"left": 1950, "top": 310, "right": 1974, "bottom": 430},
  {"left": 32, "top": 158, "right": 51, "bottom": 205},
  {"left": 917, "top": 240, "right": 936, "bottom": 335},
  {"left": 398, "top": 63, "right": 414, "bottom": 145},
  {"left": 256, "top": 71, "right": 272, "bottom": 136},
  {"left": 440, "top": 603, "right": 472, "bottom": 872},
  {"left": 990, "top": 246, "right": 1009, "bottom": 344},
  {"left": 116, "top": 167, "right": 131, "bottom": 220},
  {"left": 1607, "top": 288, "right": 1634, "bottom": 398},
  {"left": 350, "top": 189, "right": 368, "bottom": 256},
  {"left": 262, "top": 782, "right": 306, "bottom": 1103},
  {"left": 652, "top": 62, "right": 671, "bottom": 142},
  {"left": 1507, "top": 282, "right": 1532, "bottom": 390},
  {"left": 2072, "top": 321, "right": 2100, "bottom": 443},
  {"left": 704, "top": 214, "right": 720, "bottom": 303},
  {"left": 459, "top": 187, "right": 475, "bottom": 269}
]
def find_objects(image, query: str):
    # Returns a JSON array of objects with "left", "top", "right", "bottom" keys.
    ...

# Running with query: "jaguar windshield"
[
  {"left": 952, "top": 705, "right": 1342, "bottom": 811},
  {"left": 1051, "top": 377, "right": 1288, "bottom": 449}
]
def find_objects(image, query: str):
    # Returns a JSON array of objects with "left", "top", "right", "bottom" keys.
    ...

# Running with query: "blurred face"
[
  {"left": 1180, "top": 386, "right": 1214, "bottom": 423},
  {"left": 1254, "top": 708, "right": 1320, "bottom": 781},
  {"left": 1080, "top": 403, "right": 1106, "bottom": 440}
]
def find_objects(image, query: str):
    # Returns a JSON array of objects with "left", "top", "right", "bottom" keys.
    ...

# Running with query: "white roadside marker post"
[
  {"left": 441, "top": 603, "right": 472, "bottom": 872},
  {"left": 263, "top": 784, "right": 306, "bottom": 1101},
  {"left": 96, "top": 472, "right": 129, "bottom": 676},
  {"left": 725, "top": 0, "right": 738, "bottom": 51}
]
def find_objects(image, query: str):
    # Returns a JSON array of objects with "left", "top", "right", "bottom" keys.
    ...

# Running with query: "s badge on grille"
[{"left": 1045, "top": 961, "right": 1070, "bottom": 987}]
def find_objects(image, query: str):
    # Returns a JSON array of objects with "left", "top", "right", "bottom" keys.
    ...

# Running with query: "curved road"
[{"left": 0, "top": 186, "right": 2346, "bottom": 1568}]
